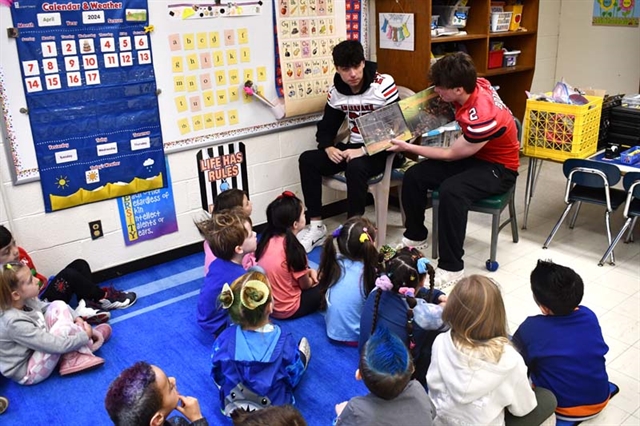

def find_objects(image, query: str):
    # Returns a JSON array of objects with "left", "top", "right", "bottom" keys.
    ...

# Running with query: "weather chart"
[{"left": 10, "top": 0, "right": 166, "bottom": 212}]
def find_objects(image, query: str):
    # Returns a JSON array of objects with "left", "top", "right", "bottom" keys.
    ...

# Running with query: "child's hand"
[
  {"left": 335, "top": 401, "right": 348, "bottom": 416},
  {"left": 438, "top": 294, "right": 448, "bottom": 306},
  {"left": 308, "top": 269, "right": 319, "bottom": 286},
  {"left": 175, "top": 395, "right": 203, "bottom": 422}
]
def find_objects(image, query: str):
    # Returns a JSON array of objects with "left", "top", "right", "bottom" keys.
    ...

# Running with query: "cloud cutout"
[{"left": 143, "top": 158, "right": 155, "bottom": 167}]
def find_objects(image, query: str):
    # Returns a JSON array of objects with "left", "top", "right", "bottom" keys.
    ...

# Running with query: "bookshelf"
[{"left": 375, "top": 0, "right": 539, "bottom": 121}]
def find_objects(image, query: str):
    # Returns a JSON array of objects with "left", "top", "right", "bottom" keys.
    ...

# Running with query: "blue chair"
[
  {"left": 431, "top": 118, "right": 522, "bottom": 271},
  {"left": 543, "top": 159, "right": 627, "bottom": 264},
  {"left": 598, "top": 172, "right": 640, "bottom": 266}
]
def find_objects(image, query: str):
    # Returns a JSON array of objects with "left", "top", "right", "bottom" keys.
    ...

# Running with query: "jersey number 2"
[{"left": 468, "top": 108, "right": 478, "bottom": 121}]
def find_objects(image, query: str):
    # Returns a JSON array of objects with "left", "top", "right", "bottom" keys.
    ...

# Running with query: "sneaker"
[
  {"left": 89, "top": 323, "right": 112, "bottom": 352},
  {"left": 297, "top": 224, "right": 327, "bottom": 253},
  {"left": 298, "top": 337, "right": 311, "bottom": 369},
  {"left": 400, "top": 236, "right": 429, "bottom": 250},
  {"left": 99, "top": 286, "right": 137, "bottom": 310},
  {"left": 434, "top": 268, "right": 464, "bottom": 290},
  {"left": 75, "top": 299, "right": 110, "bottom": 325},
  {"left": 59, "top": 352, "right": 105, "bottom": 376},
  {"left": 0, "top": 396, "right": 8, "bottom": 414}
]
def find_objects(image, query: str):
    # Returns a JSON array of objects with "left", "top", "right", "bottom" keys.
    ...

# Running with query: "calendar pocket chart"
[{"left": 10, "top": 0, "right": 166, "bottom": 212}]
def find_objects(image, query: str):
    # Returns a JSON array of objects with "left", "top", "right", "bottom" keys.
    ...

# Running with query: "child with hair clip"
[
  {"left": 211, "top": 271, "right": 311, "bottom": 416},
  {"left": 0, "top": 262, "right": 112, "bottom": 385},
  {"left": 318, "top": 216, "right": 379, "bottom": 345},
  {"left": 256, "top": 191, "right": 320, "bottom": 319},
  {"left": 359, "top": 247, "right": 448, "bottom": 385},
  {"left": 198, "top": 189, "right": 254, "bottom": 276},
  {"left": 197, "top": 210, "right": 257, "bottom": 337},
  {"left": 428, "top": 275, "right": 557, "bottom": 426},
  {"left": 105, "top": 361, "right": 208, "bottom": 426},
  {"left": 334, "top": 326, "right": 436, "bottom": 425},
  {"left": 0, "top": 225, "right": 136, "bottom": 323},
  {"left": 230, "top": 405, "right": 307, "bottom": 426}
]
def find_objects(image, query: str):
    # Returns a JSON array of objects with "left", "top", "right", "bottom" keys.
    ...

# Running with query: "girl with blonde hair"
[{"left": 427, "top": 275, "right": 557, "bottom": 426}]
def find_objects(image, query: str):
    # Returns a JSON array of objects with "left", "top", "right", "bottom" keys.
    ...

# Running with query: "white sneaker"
[
  {"left": 434, "top": 268, "right": 464, "bottom": 290},
  {"left": 75, "top": 299, "right": 111, "bottom": 324},
  {"left": 400, "top": 236, "right": 429, "bottom": 250},
  {"left": 297, "top": 224, "right": 327, "bottom": 253}
]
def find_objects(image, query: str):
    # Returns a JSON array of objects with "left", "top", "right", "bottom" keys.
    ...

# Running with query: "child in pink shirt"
[{"left": 256, "top": 191, "right": 320, "bottom": 319}]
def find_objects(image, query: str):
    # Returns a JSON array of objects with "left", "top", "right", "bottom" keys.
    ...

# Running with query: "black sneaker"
[
  {"left": 99, "top": 286, "right": 137, "bottom": 310},
  {"left": 75, "top": 299, "right": 111, "bottom": 324}
]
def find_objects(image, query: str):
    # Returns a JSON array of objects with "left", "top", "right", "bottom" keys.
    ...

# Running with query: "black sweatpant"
[
  {"left": 402, "top": 157, "right": 517, "bottom": 272},
  {"left": 298, "top": 143, "right": 395, "bottom": 218},
  {"left": 40, "top": 259, "right": 104, "bottom": 304},
  {"left": 287, "top": 286, "right": 324, "bottom": 320}
]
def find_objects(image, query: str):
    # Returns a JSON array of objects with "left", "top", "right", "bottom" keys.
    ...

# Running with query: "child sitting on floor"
[
  {"left": 428, "top": 275, "right": 557, "bottom": 426},
  {"left": 334, "top": 326, "right": 436, "bottom": 425},
  {"left": 256, "top": 191, "right": 320, "bottom": 319},
  {"left": 0, "top": 262, "right": 111, "bottom": 385},
  {"left": 230, "top": 405, "right": 307, "bottom": 425},
  {"left": 0, "top": 225, "right": 136, "bottom": 324},
  {"left": 196, "top": 210, "right": 257, "bottom": 337},
  {"left": 198, "top": 188, "right": 255, "bottom": 276},
  {"left": 318, "top": 216, "right": 379, "bottom": 345},
  {"left": 359, "top": 247, "right": 448, "bottom": 385},
  {"left": 105, "top": 361, "right": 209, "bottom": 426},
  {"left": 513, "top": 260, "right": 614, "bottom": 423},
  {"left": 211, "top": 271, "right": 311, "bottom": 416}
]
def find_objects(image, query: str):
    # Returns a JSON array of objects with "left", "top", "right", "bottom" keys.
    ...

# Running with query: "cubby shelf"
[{"left": 375, "top": 0, "right": 539, "bottom": 120}]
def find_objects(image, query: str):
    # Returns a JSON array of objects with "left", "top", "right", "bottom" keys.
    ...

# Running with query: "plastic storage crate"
[
  {"left": 523, "top": 95, "right": 604, "bottom": 162},
  {"left": 491, "top": 12, "right": 512, "bottom": 32}
]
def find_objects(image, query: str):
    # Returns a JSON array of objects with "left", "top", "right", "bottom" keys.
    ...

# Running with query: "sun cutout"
[{"left": 55, "top": 176, "right": 69, "bottom": 189}]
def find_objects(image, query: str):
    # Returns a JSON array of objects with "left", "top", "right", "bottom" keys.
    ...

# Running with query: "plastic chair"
[
  {"left": 431, "top": 118, "right": 522, "bottom": 271},
  {"left": 321, "top": 86, "right": 416, "bottom": 248},
  {"left": 598, "top": 172, "right": 640, "bottom": 266},
  {"left": 543, "top": 159, "right": 627, "bottom": 264}
]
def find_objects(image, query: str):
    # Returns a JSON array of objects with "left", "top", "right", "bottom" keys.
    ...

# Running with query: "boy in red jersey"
[{"left": 389, "top": 52, "right": 519, "bottom": 288}]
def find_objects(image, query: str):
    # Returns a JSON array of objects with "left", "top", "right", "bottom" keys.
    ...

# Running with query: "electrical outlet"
[{"left": 89, "top": 220, "right": 103, "bottom": 240}]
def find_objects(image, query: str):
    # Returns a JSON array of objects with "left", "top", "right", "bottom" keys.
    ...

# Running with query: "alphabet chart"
[{"left": 9, "top": 0, "right": 166, "bottom": 212}]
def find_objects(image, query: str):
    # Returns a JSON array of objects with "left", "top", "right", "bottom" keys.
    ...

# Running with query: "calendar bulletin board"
[{"left": 0, "top": 0, "right": 365, "bottom": 184}]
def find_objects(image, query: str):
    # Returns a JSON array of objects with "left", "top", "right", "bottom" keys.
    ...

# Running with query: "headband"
[{"left": 240, "top": 280, "right": 270, "bottom": 310}]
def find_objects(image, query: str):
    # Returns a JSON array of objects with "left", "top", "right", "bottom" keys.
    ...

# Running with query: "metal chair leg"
[
  {"left": 625, "top": 216, "right": 637, "bottom": 243},
  {"left": 599, "top": 217, "right": 633, "bottom": 266},
  {"left": 489, "top": 210, "right": 500, "bottom": 263},
  {"left": 544, "top": 203, "right": 575, "bottom": 248},
  {"left": 509, "top": 192, "right": 519, "bottom": 243},
  {"left": 569, "top": 201, "right": 582, "bottom": 229},
  {"left": 605, "top": 210, "right": 615, "bottom": 265},
  {"left": 432, "top": 196, "right": 439, "bottom": 259}
]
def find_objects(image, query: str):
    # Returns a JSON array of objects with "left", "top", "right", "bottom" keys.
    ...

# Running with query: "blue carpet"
[{"left": 1, "top": 247, "right": 366, "bottom": 425}]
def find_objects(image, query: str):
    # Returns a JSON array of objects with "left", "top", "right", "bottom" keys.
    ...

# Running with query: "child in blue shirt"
[
  {"left": 513, "top": 260, "right": 612, "bottom": 422},
  {"left": 196, "top": 210, "right": 257, "bottom": 337},
  {"left": 211, "top": 271, "right": 310, "bottom": 416},
  {"left": 318, "top": 216, "right": 379, "bottom": 345}
]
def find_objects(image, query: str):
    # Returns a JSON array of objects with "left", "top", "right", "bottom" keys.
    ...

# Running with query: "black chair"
[
  {"left": 431, "top": 118, "right": 522, "bottom": 271},
  {"left": 598, "top": 172, "right": 640, "bottom": 266},
  {"left": 543, "top": 159, "right": 627, "bottom": 264}
]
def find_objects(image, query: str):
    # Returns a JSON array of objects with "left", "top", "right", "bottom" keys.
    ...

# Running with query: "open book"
[{"left": 356, "top": 86, "right": 456, "bottom": 155}]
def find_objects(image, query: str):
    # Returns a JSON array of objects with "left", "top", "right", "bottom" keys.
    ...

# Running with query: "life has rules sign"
[
  {"left": 11, "top": 0, "right": 166, "bottom": 212},
  {"left": 197, "top": 142, "right": 248, "bottom": 213}
]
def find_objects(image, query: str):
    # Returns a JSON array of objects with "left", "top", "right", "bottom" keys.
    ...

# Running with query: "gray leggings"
[{"left": 505, "top": 387, "right": 557, "bottom": 426}]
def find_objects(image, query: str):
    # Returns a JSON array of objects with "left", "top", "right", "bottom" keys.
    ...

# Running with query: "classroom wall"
[{"left": 2, "top": 0, "right": 638, "bottom": 274}]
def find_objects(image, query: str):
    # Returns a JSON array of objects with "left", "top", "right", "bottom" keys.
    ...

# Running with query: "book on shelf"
[{"left": 356, "top": 86, "right": 455, "bottom": 155}]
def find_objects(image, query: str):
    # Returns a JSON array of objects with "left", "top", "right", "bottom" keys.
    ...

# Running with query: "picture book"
[{"left": 356, "top": 86, "right": 455, "bottom": 155}]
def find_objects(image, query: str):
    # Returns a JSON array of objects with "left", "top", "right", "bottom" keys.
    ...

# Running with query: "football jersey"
[
  {"left": 455, "top": 78, "right": 520, "bottom": 171},
  {"left": 327, "top": 72, "right": 399, "bottom": 145}
]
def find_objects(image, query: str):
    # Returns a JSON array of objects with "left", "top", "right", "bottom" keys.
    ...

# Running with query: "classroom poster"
[
  {"left": 379, "top": 13, "right": 414, "bottom": 51},
  {"left": 593, "top": 0, "right": 639, "bottom": 26},
  {"left": 196, "top": 142, "right": 249, "bottom": 213},
  {"left": 117, "top": 160, "right": 178, "bottom": 245},
  {"left": 10, "top": 0, "right": 166, "bottom": 212}
]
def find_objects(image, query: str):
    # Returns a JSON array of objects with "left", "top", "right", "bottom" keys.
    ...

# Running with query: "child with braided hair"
[
  {"left": 318, "top": 216, "right": 380, "bottom": 345},
  {"left": 211, "top": 271, "right": 311, "bottom": 416},
  {"left": 359, "top": 248, "right": 448, "bottom": 385}
]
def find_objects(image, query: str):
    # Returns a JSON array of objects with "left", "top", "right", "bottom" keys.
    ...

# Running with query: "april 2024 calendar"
[{"left": 10, "top": 0, "right": 166, "bottom": 212}]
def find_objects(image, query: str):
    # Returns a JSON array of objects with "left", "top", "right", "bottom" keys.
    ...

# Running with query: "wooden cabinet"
[{"left": 375, "top": 0, "right": 539, "bottom": 120}]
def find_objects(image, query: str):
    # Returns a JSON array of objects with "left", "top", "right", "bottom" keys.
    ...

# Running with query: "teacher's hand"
[
  {"left": 387, "top": 138, "right": 411, "bottom": 153},
  {"left": 325, "top": 146, "right": 344, "bottom": 164}
]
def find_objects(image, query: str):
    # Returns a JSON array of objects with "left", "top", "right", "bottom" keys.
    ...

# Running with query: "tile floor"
[{"left": 322, "top": 159, "right": 640, "bottom": 425}]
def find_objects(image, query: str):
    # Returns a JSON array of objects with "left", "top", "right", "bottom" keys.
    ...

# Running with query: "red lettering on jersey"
[{"left": 373, "top": 74, "right": 384, "bottom": 85}]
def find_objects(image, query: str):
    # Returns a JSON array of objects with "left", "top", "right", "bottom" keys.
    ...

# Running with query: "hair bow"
[
  {"left": 375, "top": 275, "right": 393, "bottom": 291},
  {"left": 331, "top": 225, "right": 343, "bottom": 238},
  {"left": 359, "top": 227, "right": 371, "bottom": 244},
  {"left": 240, "top": 280, "right": 270, "bottom": 310},
  {"left": 417, "top": 258, "right": 429, "bottom": 274},
  {"left": 220, "top": 283, "right": 234, "bottom": 309},
  {"left": 277, "top": 190, "right": 295, "bottom": 199},
  {"left": 398, "top": 287, "right": 415, "bottom": 298}
]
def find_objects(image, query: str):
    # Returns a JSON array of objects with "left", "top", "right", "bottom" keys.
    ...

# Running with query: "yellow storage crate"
[{"left": 522, "top": 95, "right": 603, "bottom": 162}]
